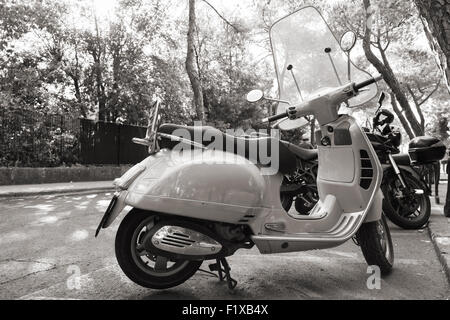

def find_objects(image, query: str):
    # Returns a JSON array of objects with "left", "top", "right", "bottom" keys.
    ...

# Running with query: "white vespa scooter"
[{"left": 96, "top": 7, "right": 394, "bottom": 290}]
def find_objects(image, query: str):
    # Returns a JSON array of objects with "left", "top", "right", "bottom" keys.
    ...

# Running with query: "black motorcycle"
[
  {"left": 365, "top": 93, "right": 446, "bottom": 229},
  {"left": 279, "top": 141, "right": 318, "bottom": 214}
]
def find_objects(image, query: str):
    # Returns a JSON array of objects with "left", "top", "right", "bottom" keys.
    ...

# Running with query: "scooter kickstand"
[{"left": 208, "top": 258, "right": 237, "bottom": 290}]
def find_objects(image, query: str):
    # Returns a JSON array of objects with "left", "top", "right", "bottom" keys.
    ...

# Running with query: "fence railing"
[
  {"left": 0, "top": 109, "right": 148, "bottom": 167},
  {"left": 79, "top": 119, "right": 148, "bottom": 166}
]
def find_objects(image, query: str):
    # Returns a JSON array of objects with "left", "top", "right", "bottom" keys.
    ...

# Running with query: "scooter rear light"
[{"left": 114, "top": 164, "right": 146, "bottom": 190}]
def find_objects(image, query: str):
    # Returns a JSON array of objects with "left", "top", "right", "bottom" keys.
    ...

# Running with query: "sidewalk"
[
  {"left": 429, "top": 181, "right": 450, "bottom": 284},
  {"left": 0, "top": 181, "right": 114, "bottom": 199}
]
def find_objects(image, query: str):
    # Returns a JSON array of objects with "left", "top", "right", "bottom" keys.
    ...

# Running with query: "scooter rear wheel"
[
  {"left": 356, "top": 214, "right": 394, "bottom": 276},
  {"left": 115, "top": 209, "right": 203, "bottom": 289}
]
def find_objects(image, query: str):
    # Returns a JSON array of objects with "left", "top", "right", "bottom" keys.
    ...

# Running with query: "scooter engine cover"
[{"left": 142, "top": 221, "right": 227, "bottom": 261}]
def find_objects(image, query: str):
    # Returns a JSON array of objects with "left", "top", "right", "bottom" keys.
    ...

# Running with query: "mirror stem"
[
  {"left": 347, "top": 54, "right": 351, "bottom": 81},
  {"left": 325, "top": 48, "right": 342, "bottom": 86},
  {"left": 265, "top": 97, "right": 291, "bottom": 105},
  {"left": 287, "top": 65, "right": 304, "bottom": 101}
]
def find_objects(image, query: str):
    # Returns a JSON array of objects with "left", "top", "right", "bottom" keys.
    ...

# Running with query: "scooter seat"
[
  {"left": 159, "top": 123, "right": 220, "bottom": 147},
  {"left": 391, "top": 153, "right": 411, "bottom": 166},
  {"left": 281, "top": 142, "right": 318, "bottom": 161},
  {"left": 158, "top": 124, "right": 297, "bottom": 175}
]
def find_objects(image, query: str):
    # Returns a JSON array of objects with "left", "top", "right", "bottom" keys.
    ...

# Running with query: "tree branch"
[
  {"left": 390, "top": 92, "right": 415, "bottom": 139},
  {"left": 419, "top": 79, "right": 441, "bottom": 106},
  {"left": 201, "top": 0, "right": 240, "bottom": 32},
  {"left": 406, "top": 84, "right": 420, "bottom": 106},
  {"left": 406, "top": 84, "right": 426, "bottom": 130}
]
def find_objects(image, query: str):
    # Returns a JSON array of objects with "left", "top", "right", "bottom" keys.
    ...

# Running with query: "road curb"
[
  {"left": 428, "top": 205, "right": 450, "bottom": 284},
  {"left": 0, "top": 187, "right": 115, "bottom": 200}
]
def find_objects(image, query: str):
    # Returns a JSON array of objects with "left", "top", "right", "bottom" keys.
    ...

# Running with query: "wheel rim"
[
  {"left": 388, "top": 177, "right": 427, "bottom": 221},
  {"left": 130, "top": 216, "right": 190, "bottom": 277},
  {"left": 377, "top": 217, "right": 393, "bottom": 264}
]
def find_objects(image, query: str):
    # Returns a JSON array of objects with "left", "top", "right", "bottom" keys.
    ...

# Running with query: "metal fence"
[
  {"left": 79, "top": 119, "right": 148, "bottom": 165},
  {"left": 0, "top": 109, "right": 149, "bottom": 167}
]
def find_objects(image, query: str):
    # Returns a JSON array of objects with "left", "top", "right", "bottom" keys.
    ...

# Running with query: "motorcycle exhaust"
[
  {"left": 141, "top": 220, "right": 232, "bottom": 261},
  {"left": 153, "top": 226, "right": 222, "bottom": 256}
]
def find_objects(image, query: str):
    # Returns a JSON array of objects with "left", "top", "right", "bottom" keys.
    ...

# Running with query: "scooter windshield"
[{"left": 270, "top": 6, "right": 378, "bottom": 130}]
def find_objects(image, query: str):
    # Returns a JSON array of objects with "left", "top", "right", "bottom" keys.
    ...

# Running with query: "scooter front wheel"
[
  {"left": 115, "top": 209, "right": 203, "bottom": 289},
  {"left": 356, "top": 214, "right": 394, "bottom": 276}
]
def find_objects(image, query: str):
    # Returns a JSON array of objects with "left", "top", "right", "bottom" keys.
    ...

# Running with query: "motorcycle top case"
[{"left": 408, "top": 136, "right": 446, "bottom": 165}]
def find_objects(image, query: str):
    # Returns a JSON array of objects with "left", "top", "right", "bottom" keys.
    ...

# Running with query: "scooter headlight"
[{"left": 114, "top": 164, "right": 146, "bottom": 190}]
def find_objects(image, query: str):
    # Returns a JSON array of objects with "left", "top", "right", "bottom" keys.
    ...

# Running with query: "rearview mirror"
[
  {"left": 340, "top": 31, "right": 357, "bottom": 52},
  {"left": 246, "top": 90, "right": 264, "bottom": 103},
  {"left": 340, "top": 31, "right": 357, "bottom": 82}
]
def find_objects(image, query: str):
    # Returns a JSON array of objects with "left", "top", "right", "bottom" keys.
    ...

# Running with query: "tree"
[
  {"left": 414, "top": 0, "right": 450, "bottom": 94},
  {"left": 328, "top": 0, "right": 445, "bottom": 139},
  {"left": 361, "top": 0, "right": 425, "bottom": 138},
  {"left": 0, "top": 0, "right": 35, "bottom": 49}
]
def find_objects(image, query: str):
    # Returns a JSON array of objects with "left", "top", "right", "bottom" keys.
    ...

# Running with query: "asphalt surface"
[{"left": 0, "top": 192, "right": 449, "bottom": 300}]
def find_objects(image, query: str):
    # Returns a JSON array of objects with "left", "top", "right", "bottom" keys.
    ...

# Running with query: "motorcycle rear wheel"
[
  {"left": 115, "top": 209, "right": 203, "bottom": 289},
  {"left": 356, "top": 214, "right": 394, "bottom": 276},
  {"left": 382, "top": 172, "right": 431, "bottom": 230}
]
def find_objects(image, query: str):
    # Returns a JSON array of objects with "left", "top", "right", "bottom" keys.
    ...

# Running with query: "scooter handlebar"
[
  {"left": 262, "top": 112, "right": 288, "bottom": 124},
  {"left": 260, "top": 75, "right": 382, "bottom": 124},
  {"left": 354, "top": 75, "right": 383, "bottom": 91}
]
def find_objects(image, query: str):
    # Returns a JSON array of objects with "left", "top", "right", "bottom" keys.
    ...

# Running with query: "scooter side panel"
[
  {"left": 364, "top": 189, "right": 383, "bottom": 223},
  {"left": 124, "top": 149, "right": 270, "bottom": 224},
  {"left": 252, "top": 115, "right": 383, "bottom": 254}
]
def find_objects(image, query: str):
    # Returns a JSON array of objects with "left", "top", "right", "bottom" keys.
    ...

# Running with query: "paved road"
[{"left": 0, "top": 192, "right": 449, "bottom": 300}]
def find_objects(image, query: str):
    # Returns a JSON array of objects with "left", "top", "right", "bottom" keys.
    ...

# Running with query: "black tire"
[
  {"left": 356, "top": 215, "right": 394, "bottom": 276},
  {"left": 115, "top": 209, "right": 203, "bottom": 289},
  {"left": 382, "top": 171, "right": 431, "bottom": 230},
  {"left": 280, "top": 193, "right": 293, "bottom": 212}
]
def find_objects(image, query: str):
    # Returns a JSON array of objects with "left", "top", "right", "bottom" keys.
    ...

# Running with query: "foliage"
[
  {"left": 0, "top": 109, "right": 80, "bottom": 167},
  {"left": 0, "top": 0, "right": 448, "bottom": 167}
]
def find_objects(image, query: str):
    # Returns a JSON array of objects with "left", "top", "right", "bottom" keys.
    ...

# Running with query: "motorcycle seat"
[
  {"left": 158, "top": 123, "right": 297, "bottom": 175},
  {"left": 391, "top": 153, "right": 411, "bottom": 166},
  {"left": 281, "top": 142, "right": 318, "bottom": 161}
]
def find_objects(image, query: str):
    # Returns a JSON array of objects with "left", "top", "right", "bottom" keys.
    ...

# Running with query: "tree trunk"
[
  {"left": 445, "top": 161, "right": 450, "bottom": 217},
  {"left": 414, "top": 0, "right": 450, "bottom": 94},
  {"left": 94, "top": 56, "right": 107, "bottom": 122},
  {"left": 93, "top": 15, "right": 107, "bottom": 122},
  {"left": 111, "top": 50, "right": 121, "bottom": 122},
  {"left": 186, "top": 0, "right": 205, "bottom": 124},
  {"left": 70, "top": 75, "right": 86, "bottom": 118},
  {"left": 362, "top": 0, "right": 424, "bottom": 137},
  {"left": 390, "top": 93, "right": 415, "bottom": 139}
]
